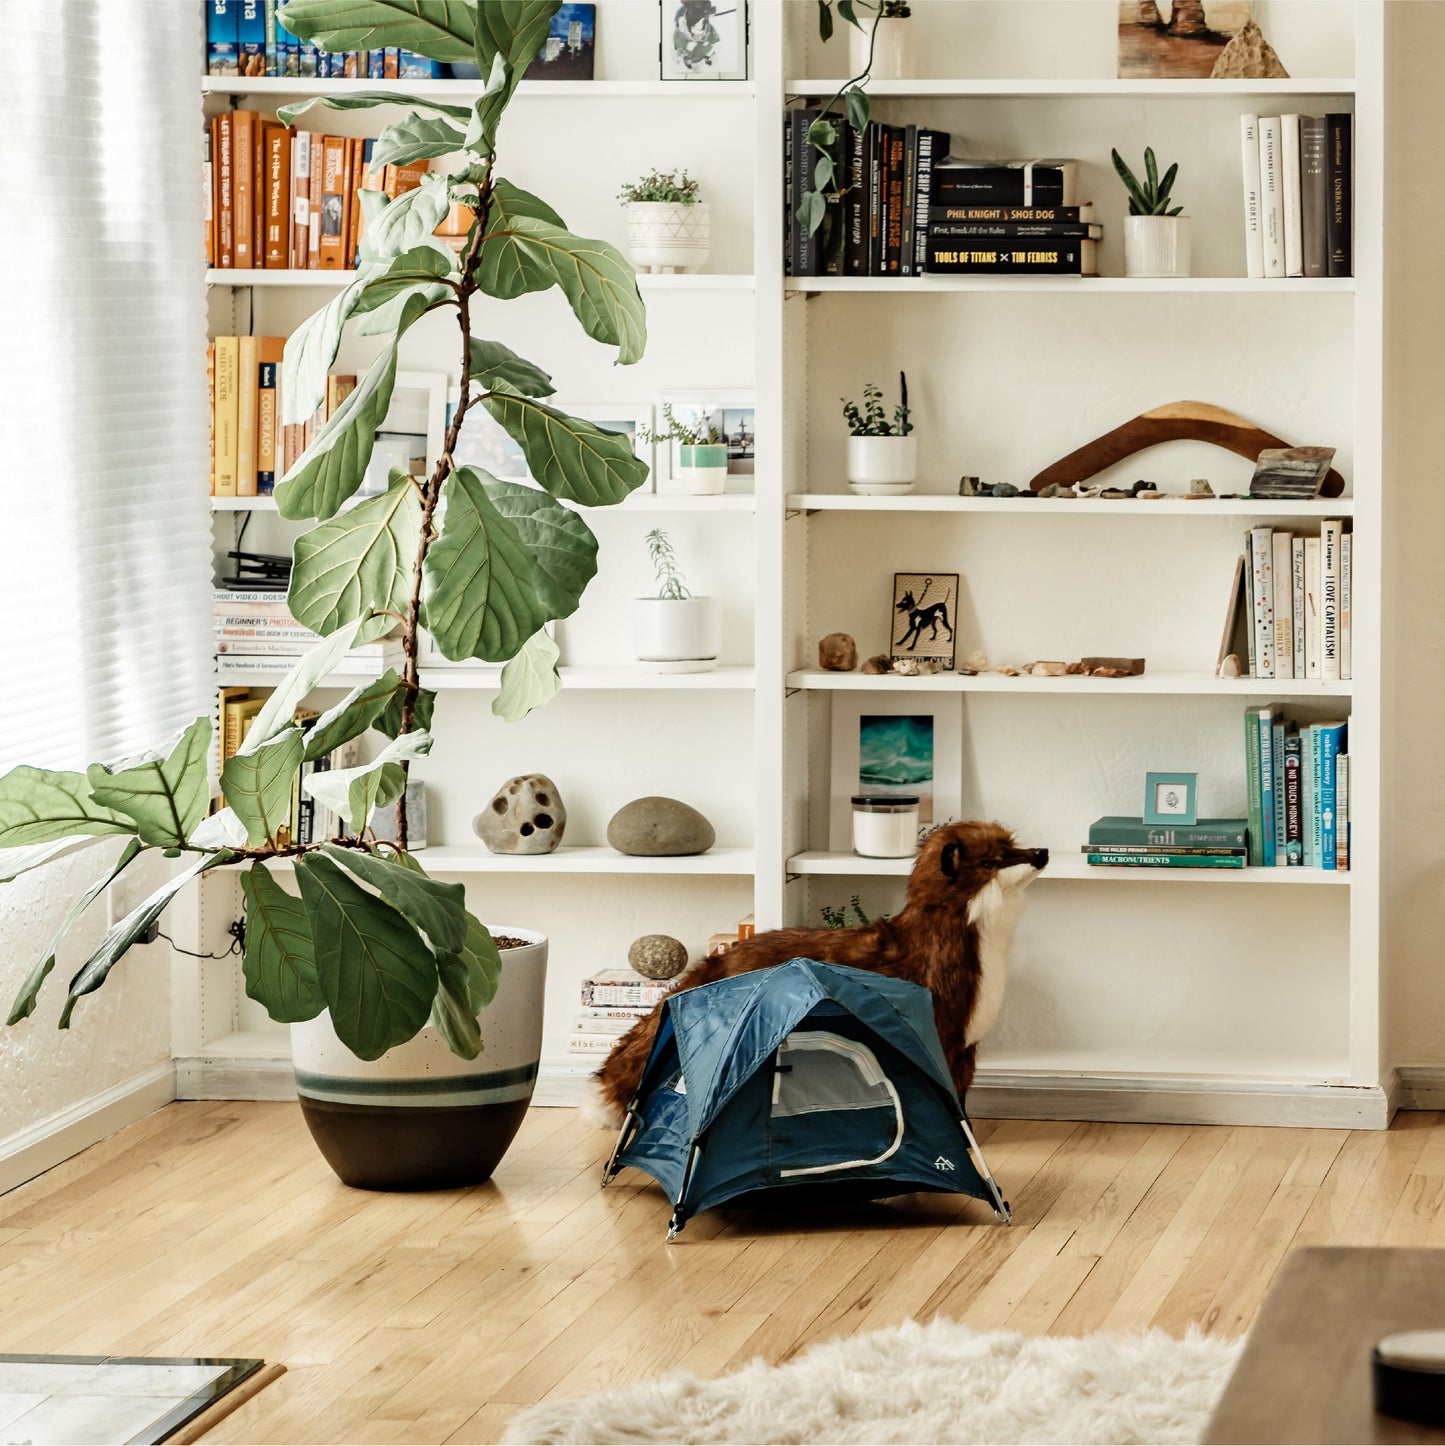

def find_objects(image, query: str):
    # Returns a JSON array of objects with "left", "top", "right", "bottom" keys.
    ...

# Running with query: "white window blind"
[{"left": 0, "top": 0, "right": 212, "bottom": 773}]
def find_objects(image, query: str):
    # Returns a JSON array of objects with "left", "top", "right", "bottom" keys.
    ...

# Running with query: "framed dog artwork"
[{"left": 891, "top": 572, "right": 959, "bottom": 670}]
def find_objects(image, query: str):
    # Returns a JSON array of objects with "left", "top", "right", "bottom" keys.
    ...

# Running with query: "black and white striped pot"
[{"left": 290, "top": 928, "right": 547, "bottom": 1191}]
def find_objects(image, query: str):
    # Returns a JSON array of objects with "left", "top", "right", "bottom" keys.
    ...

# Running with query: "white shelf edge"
[
  {"left": 202, "top": 77, "right": 756, "bottom": 99},
  {"left": 211, "top": 492, "right": 758, "bottom": 514},
  {"left": 214, "top": 663, "right": 756, "bottom": 691},
  {"left": 788, "top": 276, "right": 1356, "bottom": 294},
  {"left": 787, "top": 668, "right": 1354, "bottom": 698},
  {"left": 206, "top": 268, "right": 755, "bottom": 291},
  {"left": 785, "top": 850, "right": 1350, "bottom": 885},
  {"left": 252, "top": 845, "right": 757, "bottom": 876},
  {"left": 787, "top": 493, "right": 1356, "bottom": 517},
  {"left": 786, "top": 77, "right": 1358, "bottom": 98}
]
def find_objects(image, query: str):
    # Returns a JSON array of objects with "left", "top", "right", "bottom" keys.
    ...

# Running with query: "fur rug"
[{"left": 504, "top": 1318, "right": 1240, "bottom": 1445}]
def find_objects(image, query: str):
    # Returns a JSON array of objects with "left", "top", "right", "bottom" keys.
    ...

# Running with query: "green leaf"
[
  {"left": 467, "top": 2, "right": 559, "bottom": 148},
  {"left": 282, "top": 274, "right": 372, "bottom": 426},
  {"left": 798, "top": 188, "right": 827, "bottom": 236},
  {"left": 289, "top": 473, "right": 423, "bottom": 640},
  {"left": 813, "top": 151, "right": 835, "bottom": 194},
  {"left": 241, "top": 865, "right": 324, "bottom": 1023},
  {"left": 376, "top": 683, "right": 435, "bottom": 739},
  {"left": 189, "top": 807, "right": 250, "bottom": 850},
  {"left": 844, "top": 86, "right": 870, "bottom": 133},
  {"left": 221, "top": 728, "right": 305, "bottom": 848},
  {"left": 304, "top": 669, "right": 405, "bottom": 761},
  {"left": 1144, "top": 146, "right": 1159, "bottom": 197},
  {"left": 467, "top": 338, "right": 554, "bottom": 397},
  {"left": 421, "top": 466, "right": 548, "bottom": 663},
  {"left": 358, "top": 173, "right": 452, "bottom": 265},
  {"left": 837, "top": 0, "right": 860, "bottom": 28},
  {"left": 370, "top": 112, "right": 468, "bottom": 170},
  {"left": 61, "top": 852, "right": 226, "bottom": 1028},
  {"left": 482, "top": 477, "right": 597, "bottom": 620},
  {"left": 0, "top": 836, "right": 99, "bottom": 885},
  {"left": 429, "top": 911, "right": 503, "bottom": 1059},
  {"left": 480, "top": 391, "right": 648, "bottom": 507},
  {"left": 86, "top": 719, "right": 212, "bottom": 850},
  {"left": 349, "top": 247, "right": 454, "bottom": 338},
  {"left": 239, "top": 620, "right": 366, "bottom": 753},
  {"left": 275, "top": 0, "right": 479, "bottom": 62},
  {"left": 277, "top": 90, "right": 472, "bottom": 125},
  {"left": 295, "top": 851, "right": 439, "bottom": 1061},
  {"left": 0, "top": 767, "right": 135, "bottom": 849},
  {"left": 8, "top": 840, "right": 144, "bottom": 1025},
  {"left": 302, "top": 731, "right": 431, "bottom": 836},
  {"left": 807, "top": 116, "right": 837, "bottom": 150},
  {"left": 817, "top": 0, "right": 833, "bottom": 42},
  {"left": 493, "top": 628, "right": 561, "bottom": 722},
  {"left": 321, "top": 843, "right": 467, "bottom": 954}
]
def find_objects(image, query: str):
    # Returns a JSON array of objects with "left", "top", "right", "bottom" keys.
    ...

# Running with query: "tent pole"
[
  {"left": 666, "top": 1144, "right": 702, "bottom": 1243},
  {"left": 959, "top": 1115, "right": 1012, "bottom": 1225},
  {"left": 602, "top": 1103, "right": 641, "bottom": 1186}
]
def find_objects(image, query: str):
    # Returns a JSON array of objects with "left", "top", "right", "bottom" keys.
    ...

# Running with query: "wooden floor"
[{"left": 4, "top": 1105, "right": 1445, "bottom": 1444}]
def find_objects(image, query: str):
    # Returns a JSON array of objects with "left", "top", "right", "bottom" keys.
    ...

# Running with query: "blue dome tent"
[{"left": 601, "top": 959, "right": 1012, "bottom": 1239}]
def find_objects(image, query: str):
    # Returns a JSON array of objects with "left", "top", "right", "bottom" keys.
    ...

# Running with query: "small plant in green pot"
[
  {"left": 618, "top": 169, "right": 709, "bottom": 275},
  {"left": 643, "top": 403, "right": 728, "bottom": 496},
  {"left": 842, "top": 371, "right": 916, "bottom": 495},
  {"left": 634, "top": 528, "right": 721, "bottom": 673},
  {"left": 1112, "top": 146, "right": 1190, "bottom": 278}
]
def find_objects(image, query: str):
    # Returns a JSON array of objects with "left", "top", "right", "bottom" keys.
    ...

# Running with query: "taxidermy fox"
[{"left": 591, "top": 820, "right": 1048, "bottom": 1126}]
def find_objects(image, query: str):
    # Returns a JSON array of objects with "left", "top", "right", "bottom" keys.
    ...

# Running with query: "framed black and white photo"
[
  {"left": 890, "top": 572, "right": 959, "bottom": 671},
  {"left": 660, "top": 0, "right": 748, "bottom": 81},
  {"left": 656, "top": 389, "right": 754, "bottom": 489},
  {"left": 558, "top": 403, "right": 655, "bottom": 492},
  {"left": 1144, "top": 772, "right": 1198, "bottom": 826},
  {"left": 363, "top": 371, "right": 446, "bottom": 498}
]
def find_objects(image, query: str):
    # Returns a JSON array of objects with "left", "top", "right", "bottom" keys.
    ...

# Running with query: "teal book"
[
  {"left": 1084, "top": 853, "right": 1245, "bottom": 869},
  {"left": 1318, "top": 720, "right": 1347, "bottom": 869},
  {"left": 1255, "top": 706, "right": 1277, "bottom": 866},
  {"left": 1088, "top": 817, "right": 1248, "bottom": 849},
  {"left": 1307, "top": 725, "right": 1324, "bottom": 866},
  {"left": 264, "top": 0, "right": 277, "bottom": 75},
  {"left": 1244, "top": 709, "right": 1264, "bottom": 867},
  {"left": 1271, "top": 716, "right": 1287, "bottom": 867}
]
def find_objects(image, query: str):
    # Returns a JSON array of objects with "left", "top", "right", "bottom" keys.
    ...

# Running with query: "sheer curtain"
[{"left": 0, "top": 0, "right": 212, "bottom": 772}]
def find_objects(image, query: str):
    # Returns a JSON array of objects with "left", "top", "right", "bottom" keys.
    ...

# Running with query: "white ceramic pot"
[
  {"left": 624, "top": 201, "right": 710, "bottom": 274},
  {"left": 1123, "top": 214, "right": 1191, "bottom": 278},
  {"left": 846, "top": 435, "right": 918, "bottom": 495},
  {"left": 291, "top": 928, "right": 548, "bottom": 1190},
  {"left": 676, "top": 443, "right": 728, "bottom": 495},
  {"left": 851, "top": 16, "right": 914, "bottom": 80},
  {"left": 633, "top": 596, "right": 721, "bottom": 672}
]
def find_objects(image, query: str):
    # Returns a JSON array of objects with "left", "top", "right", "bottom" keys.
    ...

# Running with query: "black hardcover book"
[
  {"left": 883, "top": 126, "right": 905, "bottom": 273},
  {"left": 924, "top": 240, "right": 1093, "bottom": 275},
  {"left": 899, "top": 124, "right": 918, "bottom": 276},
  {"left": 911, "top": 128, "right": 951, "bottom": 273},
  {"left": 783, "top": 113, "right": 793, "bottom": 275},
  {"left": 1300, "top": 116, "right": 1328, "bottom": 278},
  {"left": 934, "top": 162, "right": 1072, "bottom": 208},
  {"left": 868, "top": 121, "right": 884, "bottom": 276},
  {"left": 824, "top": 121, "right": 852, "bottom": 277},
  {"left": 933, "top": 204, "right": 1086, "bottom": 223},
  {"left": 929, "top": 221, "right": 1102, "bottom": 239},
  {"left": 845, "top": 121, "right": 869, "bottom": 275},
  {"left": 1325, "top": 112, "right": 1352, "bottom": 277},
  {"left": 788, "top": 108, "right": 820, "bottom": 277}
]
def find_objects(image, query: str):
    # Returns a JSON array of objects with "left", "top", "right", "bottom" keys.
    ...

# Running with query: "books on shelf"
[
  {"left": 1084, "top": 817, "right": 1248, "bottom": 871},
  {"left": 1218, "top": 522, "right": 1351, "bottom": 681},
  {"left": 1240, "top": 112, "right": 1352, "bottom": 278},
  {"left": 213, "top": 590, "right": 404, "bottom": 670},
  {"left": 206, "top": 0, "right": 443, "bottom": 80},
  {"left": 1244, "top": 708, "right": 1349, "bottom": 869}
]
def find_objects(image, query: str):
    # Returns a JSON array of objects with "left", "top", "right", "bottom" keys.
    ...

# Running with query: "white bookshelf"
[{"left": 185, "top": 1, "right": 1388, "bottom": 1129}]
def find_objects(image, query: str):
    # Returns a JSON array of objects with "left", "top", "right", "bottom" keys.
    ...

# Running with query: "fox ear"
[{"left": 940, "top": 843, "right": 961, "bottom": 878}]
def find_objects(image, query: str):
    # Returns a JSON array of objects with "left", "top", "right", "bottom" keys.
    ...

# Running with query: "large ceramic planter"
[
  {"left": 851, "top": 17, "right": 914, "bottom": 80},
  {"left": 633, "top": 596, "right": 721, "bottom": 672},
  {"left": 676, "top": 443, "right": 728, "bottom": 495},
  {"left": 624, "top": 201, "right": 710, "bottom": 274},
  {"left": 1123, "top": 214, "right": 1191, "bottom": 278},
  {"left": 291, "top": 928, "right": 547, "bottom": 1191},
  {"left": 846, "top": 435, "right": 918, "bottom": 495}
]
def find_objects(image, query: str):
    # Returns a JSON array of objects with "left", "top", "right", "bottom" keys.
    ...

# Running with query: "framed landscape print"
[
  {"left": 661, "top": 0, "right": 748, "bottom": 81},
  {"left": 522, "top": 3, "right": 596, "bottom": 81}
]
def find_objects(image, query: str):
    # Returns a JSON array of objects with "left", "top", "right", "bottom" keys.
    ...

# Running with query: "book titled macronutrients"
[
  {"left": 207, "top": 0, "right": 239, "bottom": 75},
  {"left": 1240, "top": 114, "right": 1264, "bottom": 279},
  {"left": 1284, "top": 730, "right": 1303, "bottom": 864},
  {"left": 1326, "top": 112, "right": 1353, "bottom": 277},
  {"left": 924, "top": 241, "right": 1096, "bottom": 275},
  {"left": 1300, "top": 114, "right": 1329, "bottom": 278},
  {"left": 1272, "top": 530, "right": 1294, "bottom": 679},
  {"left": 932, "top": 205, "right": 1090, "bottom": 223},
  {"left": 1258, "top": 115, "right": 1285, "bottom": 279},
  {"left": 1088, "top": 818, "right": 1249, "bottom": 849},
  {"left": 928, "top": 222, "right": 1103, "bottom": 240},
  {"left": 1317, "top": 720, "right": 1347, "bottom": 868},
  {"left": 1281, "top": 112, "right": 1304, "bottom": 277},
  {"left": 1335, "top": 753, "right": 1351, "bottom": 870},
  {"left": 1247, "top": 526, "right": 1275, "bottom": 678},
  {"left": 1340, "top": 531, "right": 1353, "bottom": 681},
  {"left": 933, "top": 160, "right": 1076, "bottom": 208},
  {"left": 1084, "top": 852, "right": 1245, "bottom": 869},
  {"left": 1321, "top": 519, "right": 1344, "bottom": 682}
]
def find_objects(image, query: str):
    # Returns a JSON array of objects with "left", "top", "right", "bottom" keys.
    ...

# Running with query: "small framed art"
[
  {"left": 890, "top": 572, "right": 959, "bottom": 671},
  {"left": 557, "top": 403, "right": 655, "bottom": 492},
  {"left": 655, "top": 390, "right": 755, "bottom": 490},
  {"left": 1144, "top": 772, "right": 1198, "bottom": 826},
  {"left": 362, "top": 371, "right": 447, "bottom": 497},
  {"left": 661, "top": 0, "right": 748, "bottom": 81},
  {"left": 446, "top": 386, "right": 531, "bottom": 483},
  {"left": 522, "top": 3, "right": 596, "bottom": 81}
]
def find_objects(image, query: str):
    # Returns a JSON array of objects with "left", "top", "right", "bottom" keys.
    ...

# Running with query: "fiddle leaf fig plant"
[{"left": 0, "top": 0, "right": 648, "bottom": 1063}]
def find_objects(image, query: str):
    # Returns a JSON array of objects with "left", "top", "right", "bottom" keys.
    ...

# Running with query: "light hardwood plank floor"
[{"left": 1, "top": 1102, "right": 1441, "bottom": 1443}]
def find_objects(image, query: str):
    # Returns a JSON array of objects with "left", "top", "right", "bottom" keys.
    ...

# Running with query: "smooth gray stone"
[{"left": 607, "top": 796, "right": 715, "bottom": 857}]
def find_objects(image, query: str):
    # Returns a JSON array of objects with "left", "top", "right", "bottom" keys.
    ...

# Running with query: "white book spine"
[
  {"left": 1281, "top": 113, "right": 1303, "bottom": 277},
  {"left": 1340, "top": 531, "right": 1352, "bottom": 680},
  {"left": 1321, "top": 519, "right": 1343, "bottom": 682},
  {"left": 1258, "top": 116, "right": 1285, "bottom": 279},
  {"left": 1240, "top": 114, "right": 1264, "bottom": 279},
  {"left": 1271, "top": 531, "right": 1294, "bottom": 678},
  {"left": 1291, "top": 535, "right": 1306, "bottom": 678},
  {"left": 1304, "top": 536, "right": 1322, "bottom": 677},
  {"left": 1248, "top": 527, "right": 1275, "bottom": 678},
  {"left": 1335, "top": 753, "right": 1350, "bottom": 870}
]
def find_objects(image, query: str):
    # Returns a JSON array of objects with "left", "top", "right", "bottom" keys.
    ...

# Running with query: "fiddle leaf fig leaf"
[
  {"left": 221, "top": 728, "right": 305, "bottom": 848},
  {"left": 273, "top": 0, "right": 479, "bottom": 63},
  {"left": 358, "top": 173, "right": 452, "bottom": 265},
  {"left": 239, "top": 620, "right": 365, "bottom": 753},
  {"left": 467, "top": 2, "right": 559, "bottom": 149},
  {"left": 189, "top": 807, "right": 250, "bottom": 851},
  {"left": 0, "top": 835, "right": 100, "bottom": 885},
  {"left": 86, "top": 718, "right": 212, "bottom": 850},
  {"left": 289, "top": 474, "right": 423, "bottom": 641},
  {"left": 7, "top": 839, "right": 144, "bottom": 1025},
  {"left": 302, "top": 731, "right": 431, "bottom": 836},
  {"left": 0, "top": 767, "right": 135, "bottom": 849},
  {"left": 282, "top": 274, "right": 371, "bottom": 426},
  {"left": 304, "top": 668, "right": 406, "bottom": 761},
  {"left": 421, "top": 466, "right": 548, "bottom": 662},
  {"left": 369, "top": 112, "right": 468, "bottom": 170},
  {"left": 493, "top": 628, "right": 561, "bottom": 723},
  {"left": 481, "top": 477, "right": 597, "bottom": 620},
  {"left": 467, "top": 338, "right": 554, "bottom": 397},
  {"left": 377, "top": 682, "right": 435, "bottom": 739},
  {"left": 277, "top": 90, "right": 472, "bottom": 125},
  {"left": 240, "top": 865, "right": 323, "bottom": 1024},
  {"left": 429, "top": 911, "right": 503, "bottom": 1059},
  {"left": 480, "top": 390, "right": 648, "bottom": 507},
  {"left": 353, "top": 246, "right": 457, "bottom": 313},
  {"left": 321, "top": 843, "right": 467, "bottom": 955},
  {"left": 295, "top": 851, "right": 439, "bottom": 1061}
]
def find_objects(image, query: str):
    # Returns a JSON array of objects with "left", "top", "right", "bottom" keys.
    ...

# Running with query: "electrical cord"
[{"left": 157, "top": 919, "right": 246, "bottom": 959}]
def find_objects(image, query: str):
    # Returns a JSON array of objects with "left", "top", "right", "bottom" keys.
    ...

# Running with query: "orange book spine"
[
  {"left": 307, "top": 134, "right": 324, "bottom": 269},
  {"left": 326, "top": 374, "right": 357, "bottom": 419},
  {"left": 216, "top": 113, "right": 234, "bottom": 268},
  {"left": 289, "top": 133, "right": 308, "bottom": 270},
  {"left": 236, "top": 334, "right": 259, "bottom": 497},
  {"left": 382, "top": 157, "right": 429, "bottom": 199},
  {"left": 204, "top": 122, "right": 215, "bottom": 266},
  {"left": 232, "top": 110, "right": 255, "bottom": 271},
  {"left": 252, "top": 112, "right": 267, "bottom": 271},
  {"left": 339, "top": 137, "right": 357, "bottom": 271},
  {"left": 263, "top": 125, "right": 288, "bottom": 267},
  {"left": 318, "top": 136, "right": 348, "bottom": 270},
  {"left": 256, "top": 336, "right": 285, "bottom": 491}
]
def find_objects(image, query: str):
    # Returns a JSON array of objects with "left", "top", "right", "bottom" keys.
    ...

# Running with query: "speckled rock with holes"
[{"left": 473, "top": 774, "right": 567, "bottom": 855}]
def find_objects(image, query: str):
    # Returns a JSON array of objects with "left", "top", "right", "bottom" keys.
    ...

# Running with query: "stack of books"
[
  {"left": 206, "top": 1, "right": 444, "bottom": 80},
  {"left": 214, "top": 589, "right": 406, "bottom": 674},
  {"left": 1245, "top": 707, "right": 1349, "bottom": 870},
  {"left": 1218, "top": 522, "right": 1352, "bottom": 681},
  {"left": 1240, "top": 113, "right": 1352, "bottom": 279},
  {"left": 569, "top": 969, "right": 680, "bottom": 1057},
  {"left": 209, "top": 339, "right": 354, "bottom": 497},
  {"left": 1084, "top": 817, "right": 1249, "bottom": 870}
]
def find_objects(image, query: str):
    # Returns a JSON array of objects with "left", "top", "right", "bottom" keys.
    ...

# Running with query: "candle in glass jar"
[{"left": 851, "top": 794, "right": 920, "bottom": 858}]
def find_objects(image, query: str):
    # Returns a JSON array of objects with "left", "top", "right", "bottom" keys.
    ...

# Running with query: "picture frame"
[
  {"left": 890, "top": 572, "right": 959, "bottom": 671},
  {"left": 661, "top": 0, "right": 748, "bottom": 81},
  {"left": 655, "top": 389, "right": 755, "bottom": 490},
  {"left": 556, "top": 403, "right": 655, "bottom": 493},
  {"left": 829, "top": 695, "right": 963, "bottom": 852},
  {"left": 522, "top": 3, "right": 596, "bottom": 81},
  {"left": 361, "top": 370, "right": 447, "bottom": 498},
  {"left": 446, "top": 384, "right": 531, "bottom": 484},
  {"left": 1144, "top": 772, "right": 1199, "bottom": 826}
]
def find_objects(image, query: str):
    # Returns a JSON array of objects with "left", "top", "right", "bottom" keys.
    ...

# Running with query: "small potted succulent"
[
  {"left": 633, "top": 528, "right": 721, "bottom": 672},
  {"left": 842, "top": 371, "right": 915, "bottom": 495},
  {"left": 848, "top": 0, "right": 914, "bottom": 80},
  {"left": 643, "top": 403, "right": 728, "bottom": 496},
  {"left": 1112, "top": 146, "right": 1190, "bottom": 278},
  {"left": 617, "top": 168, "right": 709, "bottom": 274}
]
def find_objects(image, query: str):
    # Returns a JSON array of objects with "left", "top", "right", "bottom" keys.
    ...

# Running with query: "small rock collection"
[
  {"left": 959, "top": 476, "right": 1225, "bottom": 501},
  {"left": 819, "top": 633, "right": 1145, "bottom": 680},
  {"left": 627, "top": 934, "right": 689, "bottom": 981},
  {"left": 473, "top": 780, "right": 716, "bottom": 858}
]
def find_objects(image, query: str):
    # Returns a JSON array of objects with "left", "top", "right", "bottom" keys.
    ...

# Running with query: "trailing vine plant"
[{"left": 0, "top": 0, "right": 648, "bottom": 1065}]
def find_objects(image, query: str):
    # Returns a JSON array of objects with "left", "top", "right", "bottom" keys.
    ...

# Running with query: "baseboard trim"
[
  {"left": 174, "top": 1053, "right": 295, "bottom": 1101},
  {"left": 1396, "top": 1067, "right": 1445, "bottom": 1111},
  {"left": 0, "top": 1061, "right": 176, "bottom": 1197}
]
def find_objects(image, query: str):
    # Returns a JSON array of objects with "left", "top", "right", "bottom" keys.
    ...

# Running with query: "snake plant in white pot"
[{"left": 0, "top": 0, "right": 649, "bottom": 1190}]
